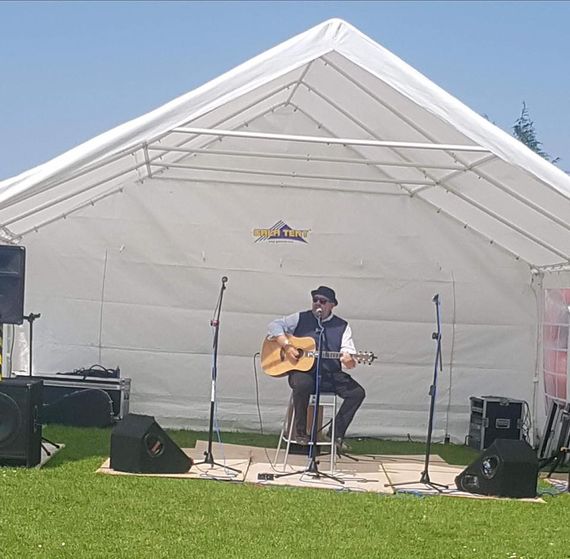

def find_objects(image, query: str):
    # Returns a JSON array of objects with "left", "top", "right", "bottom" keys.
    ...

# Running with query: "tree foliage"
[{"left": 512, "top": 101, "right": 559, "bottom": 164}]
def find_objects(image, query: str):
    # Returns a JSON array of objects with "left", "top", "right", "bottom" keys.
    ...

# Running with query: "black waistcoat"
[{"left": 293, "top": 310, "right": 348, "bottom": 375}]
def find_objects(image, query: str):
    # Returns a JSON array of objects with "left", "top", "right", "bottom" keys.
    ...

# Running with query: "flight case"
[
  {"left": 468, "top": 395, "right": 525, "bottom": 451},
  {"left": 15, "top": 371, "right": 131, "bottom": 423}
]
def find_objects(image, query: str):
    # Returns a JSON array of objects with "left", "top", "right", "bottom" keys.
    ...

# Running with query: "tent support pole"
[{"left": 172, "top": 126, "right": 490, "bottom": 153}]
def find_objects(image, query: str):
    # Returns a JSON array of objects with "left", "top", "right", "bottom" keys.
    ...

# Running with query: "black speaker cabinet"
[
  {"left": 456, "top": 439, "right": 538, "bottom": 498},
  {"left": 0, "top": 245, "right": 26, "bottom": 325},
  {"left": 110, "top": 414, "right": 192, "bottom": 474},
  {"left": 0, "top": 378, "right": 43, "bottom": 467}
]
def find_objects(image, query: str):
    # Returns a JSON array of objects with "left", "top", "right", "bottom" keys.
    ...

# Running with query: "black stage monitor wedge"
[
  {"left": 0, "top": 378, "right": 43, "bottom": 467},
  {"left": 0, "top": 245, "right": 26, "bottom": 325},
  {"left": 110, "top": 414, "right": 192, "bottom": 474},
  {"left": 455, "top": 438, "right": 538, "bottom": 498}
]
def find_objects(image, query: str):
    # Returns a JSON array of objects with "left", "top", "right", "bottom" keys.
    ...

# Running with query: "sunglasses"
[{"left": 312, "top": 296, "right": 331, "bottom": 304}]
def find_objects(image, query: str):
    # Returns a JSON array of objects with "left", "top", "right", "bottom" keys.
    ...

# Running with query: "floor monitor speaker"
[
  {"left": 0, "top": 245, "right": 26, "bottom": 325},
  {"left": 110, "top": 413, "right": 192, "bottom": 474},
  {"left": 0, "top": 378, "right": 43, "bottom": 467},
  {"left": 455, "top": 438, "right": 538, "bottom": 498}
]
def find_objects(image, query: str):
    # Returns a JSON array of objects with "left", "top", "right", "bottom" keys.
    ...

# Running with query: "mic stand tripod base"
[
  {"left": 193, "top": 450, "right": 242, "bottom": 476},
  {"left": 273, "top": 443, "right": 346, "bottom": 485},
  {"left": 385, "top": 471, "right": 449, "bottom": 493},
  {"left": 336, "top": 448, "right": 359, "bottom": 462}
]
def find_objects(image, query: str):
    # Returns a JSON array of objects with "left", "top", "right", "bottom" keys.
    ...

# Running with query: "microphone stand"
[
  {"left": 275, "top": 311, "right": 344, "bottom": 484},
  {"left": 193, "top": 277, "right": 241, "bottom": 476},
  {"left": 23, "top": 313, "right": 60, "bottom": 454},
  {"left": 385, "top": 294, "right": 448, "bottom": 493}
]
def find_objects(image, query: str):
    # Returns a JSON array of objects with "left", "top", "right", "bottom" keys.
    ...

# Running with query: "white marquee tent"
[{"left": 1, "top": 19, "right": 569, "bottom": 442}]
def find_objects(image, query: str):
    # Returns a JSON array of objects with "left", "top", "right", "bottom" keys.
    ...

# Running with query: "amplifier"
[
  {"left": 14, "top": 372, "right": 130, "bottom": 422},
  {"left": 468, "top": 396, "right": 525, "bottom": 451}
]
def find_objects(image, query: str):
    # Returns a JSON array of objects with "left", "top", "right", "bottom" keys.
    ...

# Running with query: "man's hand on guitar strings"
[{"left": 284, "top": 344, "right": 300, "bottom": 362}]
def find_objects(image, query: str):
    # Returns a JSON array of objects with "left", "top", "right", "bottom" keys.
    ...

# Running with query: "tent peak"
[{"left": 309, "top": 17, "right": 355, "bottom": 33}]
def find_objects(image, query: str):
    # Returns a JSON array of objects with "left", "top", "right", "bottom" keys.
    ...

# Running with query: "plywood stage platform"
[{"left": 96, "top": 439, "right": 546, "bottom": 501}]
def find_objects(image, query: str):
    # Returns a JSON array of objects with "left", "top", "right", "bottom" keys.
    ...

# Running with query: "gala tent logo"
[{"left": 252, "top": 220, "right": 310, "bottom": 243}]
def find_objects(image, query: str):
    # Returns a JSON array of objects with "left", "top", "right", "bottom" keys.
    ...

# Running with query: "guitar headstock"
[{"left": 354, "top": 351, "right": 377, "bottom": 365}]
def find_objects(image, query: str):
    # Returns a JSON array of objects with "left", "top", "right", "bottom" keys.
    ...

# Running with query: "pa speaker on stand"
[
  {"left": 0, "top": 245, "right": 26, "bottom": 325},
  {"left": 455, "top": 438, "right": 538, "bottom": 498},
  {"left": 110, "top": 414, "right": 193, "bottom": 474}
]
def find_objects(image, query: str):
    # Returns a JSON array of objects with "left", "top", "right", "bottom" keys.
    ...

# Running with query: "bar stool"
[{"left": 273, "top": 392, "right": 338, "bottom": 471}]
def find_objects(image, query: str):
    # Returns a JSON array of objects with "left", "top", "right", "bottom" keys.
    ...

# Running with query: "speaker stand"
[
  {"left": 40, "top": 436, "right": 60, "bottom": 456},
  {"left": 23, "top": 313, "right": 41, "bottom": 378},
  {"left": 23, "top": 313, "right": 61, "bottom": 453},
  {"left": 385, "top": 294, "right": 448, "bottom": 493}
]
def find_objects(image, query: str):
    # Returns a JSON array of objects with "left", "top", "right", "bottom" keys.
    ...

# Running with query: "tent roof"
[{"left": 1, "top": 18, "right": 569, "bottom": 271}]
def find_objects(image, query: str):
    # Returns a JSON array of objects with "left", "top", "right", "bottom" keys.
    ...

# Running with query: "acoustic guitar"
[{"left": 261, "top": 335, "right": 377, "bottom": 377}]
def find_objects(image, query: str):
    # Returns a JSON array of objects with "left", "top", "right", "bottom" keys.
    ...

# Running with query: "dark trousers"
[{"left": 287, "top": 370, "right": 365, "bottom": 440}]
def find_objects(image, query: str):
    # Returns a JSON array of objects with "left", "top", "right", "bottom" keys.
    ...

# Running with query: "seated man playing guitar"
[{"left": 266, "top": 285, "right": 366, "bottom": 449}]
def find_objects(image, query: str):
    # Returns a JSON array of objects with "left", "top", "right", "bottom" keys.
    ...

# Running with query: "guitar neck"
[{"left": 316, "top": 351, "right": 344, "bottom": 360}]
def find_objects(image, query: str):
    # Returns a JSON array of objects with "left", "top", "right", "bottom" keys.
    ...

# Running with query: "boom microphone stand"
[
  {"left": 193, "top": 277, "right": 241, "bottom": 475},
  {"left": 385, "top": 294, "right": 448, "bottom": 493},
  {"left": 275, "top": 310, "right": 344, "bottom": 484}
]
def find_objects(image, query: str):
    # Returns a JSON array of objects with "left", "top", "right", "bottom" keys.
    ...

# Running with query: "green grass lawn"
[{"left": 1, "top": 426, "right": 569, "bottom": 558}]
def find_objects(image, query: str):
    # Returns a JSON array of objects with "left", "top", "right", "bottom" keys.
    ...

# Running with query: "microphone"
[
  {"left": 315, "top": 308, "right": 323, "bottom": 325},
  {"left": 432, "top": 293, "right": 439, "bottom": 303},
  {"left": 222, "top": 276, "right": 228, "bottom": 284}
]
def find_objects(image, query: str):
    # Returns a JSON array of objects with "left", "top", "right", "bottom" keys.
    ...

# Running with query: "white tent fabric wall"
[
  {"left": 2, "top": 18, "right": 569, "bottom": 442},
  {"left": 14, "top": 169, "right": 537, "bottom": 442}
]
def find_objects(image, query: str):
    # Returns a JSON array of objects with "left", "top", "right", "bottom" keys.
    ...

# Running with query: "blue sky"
[{"left": 1, "top": 0, "right": 569, "bottom": 179}]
